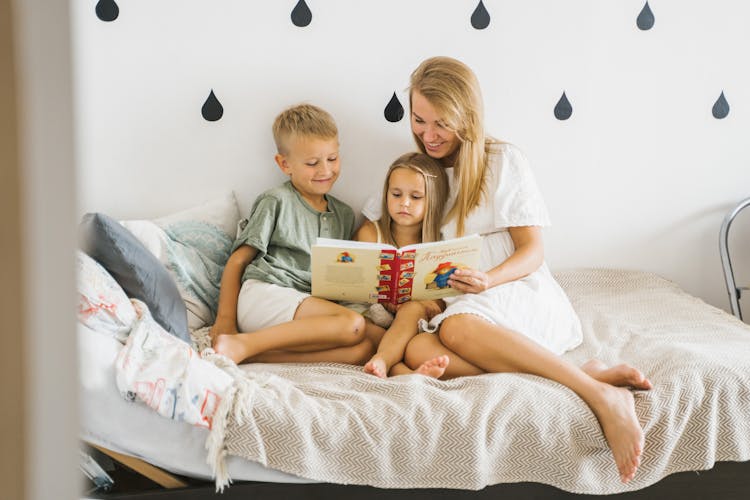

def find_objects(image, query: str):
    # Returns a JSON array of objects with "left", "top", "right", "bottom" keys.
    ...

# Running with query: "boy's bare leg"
[
  {"left": 364, "top": 301, "right": 440, "bottom": 378},
  {"left": 435, "top": 314, "right": 646, "bottom": 484},
  {"left": 249, "top": 337, "right": 376, "bottom": 365},
  {"left": 213, "top": 297, "right": 369, "bottom": 364}
]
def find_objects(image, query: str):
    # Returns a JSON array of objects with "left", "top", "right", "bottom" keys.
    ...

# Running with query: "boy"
[{"left": 212, "top": 104, "right": 384, "bottom": 365}]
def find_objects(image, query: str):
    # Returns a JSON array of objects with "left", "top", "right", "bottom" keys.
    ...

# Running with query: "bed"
[{"left": 76, "top": 195, "right": 750, "bottom": 499}]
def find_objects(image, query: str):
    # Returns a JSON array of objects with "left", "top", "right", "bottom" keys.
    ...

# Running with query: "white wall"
[{"left": 72, "top": 0, "right": 750, "bottom": 312}]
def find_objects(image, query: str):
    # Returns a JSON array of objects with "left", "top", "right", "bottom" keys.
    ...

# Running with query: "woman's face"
[{"left": 411, "top": 91, "right": 461, "bottom": 160}]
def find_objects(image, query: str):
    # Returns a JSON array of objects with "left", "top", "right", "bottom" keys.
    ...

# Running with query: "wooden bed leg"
[{"left": 87, "top": 443, "right": 189, "bottom": 489}]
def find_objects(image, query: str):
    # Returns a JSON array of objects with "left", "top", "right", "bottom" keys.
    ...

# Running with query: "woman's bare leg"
[
  {"left": 437, "top": 314, "right": 645, "bottom": 483},
  {"left": 582, "top": 359, "right": 653, "bottom": 390}
]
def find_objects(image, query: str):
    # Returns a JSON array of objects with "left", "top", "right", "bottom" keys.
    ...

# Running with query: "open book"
[{"left": 311, "top": 234, "right": 482, "bottom": 305}]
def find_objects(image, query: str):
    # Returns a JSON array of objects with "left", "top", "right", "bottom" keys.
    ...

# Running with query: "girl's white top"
[{"left": 363, "top": 142, "right": 582, "bottom": 355}]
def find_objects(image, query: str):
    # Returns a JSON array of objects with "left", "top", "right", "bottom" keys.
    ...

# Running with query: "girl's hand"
[{"left": 448, "top": 268, "right": 490, "bottom": 294}]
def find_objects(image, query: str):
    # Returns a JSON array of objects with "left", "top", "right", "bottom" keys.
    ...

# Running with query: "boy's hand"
[{"left": 209, "top": 319, "right": 238, "bottom": 341}]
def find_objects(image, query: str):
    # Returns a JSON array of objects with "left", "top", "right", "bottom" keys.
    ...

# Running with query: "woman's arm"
[
  {"left": 448, "top": 225, "right": 544, "bottom": 293},
  {"left": 210, "top": 244, "right": 258, "bottom": 337}
]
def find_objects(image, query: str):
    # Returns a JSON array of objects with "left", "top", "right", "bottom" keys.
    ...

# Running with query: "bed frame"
[{"left": 85, "top": 443, "right": 750, "bottom": 500}]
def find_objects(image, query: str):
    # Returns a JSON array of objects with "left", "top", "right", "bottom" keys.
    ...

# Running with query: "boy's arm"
[
  {"left": 354, "top": 219, "right": 378, "bottom": 243},
  {"left": 210, "top": 244, "right": 258, "bottom": 338}
]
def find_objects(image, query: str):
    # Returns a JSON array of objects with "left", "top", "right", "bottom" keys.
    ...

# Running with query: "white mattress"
[{"left": 78, "top": 322, "right": 312, "bottom": 484}]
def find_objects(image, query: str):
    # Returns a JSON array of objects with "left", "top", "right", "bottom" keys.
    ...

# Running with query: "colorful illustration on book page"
[
  {"left": 336, "top": 251, "right": 354, "bottom": 263},
  {"left": 424, "top": 261, "right": 466, "bottom": 290}
]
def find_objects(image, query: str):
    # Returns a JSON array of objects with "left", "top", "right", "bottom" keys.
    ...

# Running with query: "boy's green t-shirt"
[{"left": 233, "top": 181, "right": 355, "bottom": 292}]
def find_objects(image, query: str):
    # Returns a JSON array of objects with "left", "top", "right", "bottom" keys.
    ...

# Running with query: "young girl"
[
  {"left": 355, "top": 152, "right": 451, "bottom": 379},
  {"left": 362, "top": 57, "right": 652, "bottom": 483}
]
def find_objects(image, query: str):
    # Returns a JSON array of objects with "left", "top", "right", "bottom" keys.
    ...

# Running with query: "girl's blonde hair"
[
  {"left": 409, "top": 56, "right": 498, "bottom": 236},
  {"left": 376, "top": 152, "right": 449, "bottom": 247}
]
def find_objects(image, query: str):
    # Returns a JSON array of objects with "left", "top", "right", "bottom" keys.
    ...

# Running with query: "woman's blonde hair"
[
  {"left": 376, "top": 152, "right": 449, "bottom": 246},
  {"left": 409, "top": 56, "right": 498, "bottom": 236}
]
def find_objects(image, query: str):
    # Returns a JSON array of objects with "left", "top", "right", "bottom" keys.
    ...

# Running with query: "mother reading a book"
[{"left": 361, "top": 56, "right": 651, "bottom": 484}]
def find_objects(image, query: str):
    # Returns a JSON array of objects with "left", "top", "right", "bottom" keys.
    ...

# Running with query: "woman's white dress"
[{"left": 363, "top": 143, "right": 582, "bottom": 355}]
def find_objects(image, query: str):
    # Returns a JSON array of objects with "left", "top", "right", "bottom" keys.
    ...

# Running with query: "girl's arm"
[
  {"left": 210, "top": 244, "right": 258, "bottom": 338},
  {"left": 353, "top": 219, "right": 378, "bottom": 243},
  {"left": 448, "top": 225, "right": 544, "bottom": 294}
]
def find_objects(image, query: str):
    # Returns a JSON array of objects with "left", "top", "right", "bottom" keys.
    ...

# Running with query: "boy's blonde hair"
[
  {"left": 376, "top": 152, "right": 449, "bottom": 247},
  {"left": 410, "top": 56, "right": 498, "bottom": 236},
  {"left": 272, "top": 103, "right": 338, "bottom": 154}
]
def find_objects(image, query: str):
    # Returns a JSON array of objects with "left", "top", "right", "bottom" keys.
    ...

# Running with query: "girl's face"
[
  {"left": 387, "top": 168, "right": 427, "bottom": 229},
  {"left": 411, "top": 91, "right": 461, "bottom": 160}
]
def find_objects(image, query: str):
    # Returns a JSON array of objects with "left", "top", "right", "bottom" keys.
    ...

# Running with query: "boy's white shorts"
[{"left": 236, "top": 279, "right": 310, "bottom": 332}]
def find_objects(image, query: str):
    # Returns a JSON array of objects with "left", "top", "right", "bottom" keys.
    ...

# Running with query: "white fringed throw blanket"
[{"left": 197, "top": 270, "right": 750, "bottom": 494}]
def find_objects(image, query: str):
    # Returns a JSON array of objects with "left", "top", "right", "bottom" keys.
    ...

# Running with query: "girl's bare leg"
[
  {"left": 394, "top": 332, "right": 484, "bottom": 378},
  {"left": 389, "top": 355, "right": 450, "bottom": 378},
  {"left": 436, "top": 314, "right": 645, "bottom": 483},
  {"left": 364, "top": 301, "right": 427, "bottom": 378}
]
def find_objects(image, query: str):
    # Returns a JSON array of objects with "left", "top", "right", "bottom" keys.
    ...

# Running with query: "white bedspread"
[{"left": 206, "top": 269, "right": 750, "bottom": 494}]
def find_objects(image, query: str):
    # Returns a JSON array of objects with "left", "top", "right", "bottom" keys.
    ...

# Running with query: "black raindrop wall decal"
[
  {"left": 201, "top": 90, "right": 224, "bottom": 122},
  {"left": 95, "top": 0, "right": 119, "bottom": 22},
  {"left": 636, "top": 2, "right": 655, "bottom": 30},
  {"left": 712, "top": 91, "right": 730, "bottom": 119},
  {"left": 554, "top": 92, "right": 572, "bottom": 120},
  {"left": 471, "top": 1, "right": 491, "bottom": 30},
  {"left": 384, "top": 93, "right": 404, "bottom": 123},
  {"left": 291, "top": 0, "right": 312, "bottom": 27}
]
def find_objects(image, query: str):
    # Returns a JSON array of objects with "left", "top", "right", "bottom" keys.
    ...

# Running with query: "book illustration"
[
  {"left": 311, "top": 234, "right": 482, "bottom": 305},
  {"left": 337, "top": 251, "right": 354, "bottom": 263},
  {"left": 425, "top": 261, "right": 467, "bottom": 290}
]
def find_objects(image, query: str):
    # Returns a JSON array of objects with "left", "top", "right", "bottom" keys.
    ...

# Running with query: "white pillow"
[
  {"left": 120, "top": 192, "right": 240, "bottom": 331},
  {"left": 76, "top": 250, "right": 136, "bottom": 343}
]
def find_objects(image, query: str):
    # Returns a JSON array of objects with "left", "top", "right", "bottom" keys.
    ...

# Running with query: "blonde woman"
[{"left": 361, "top": 57, "right": 651, "bottom": 483}]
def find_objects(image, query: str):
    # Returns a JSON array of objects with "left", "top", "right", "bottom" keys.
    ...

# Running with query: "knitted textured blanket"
[{"left": 205, "top": 270, "right": 750, "bottom": 494}]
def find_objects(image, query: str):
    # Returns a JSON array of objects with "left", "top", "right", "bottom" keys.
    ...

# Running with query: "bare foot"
[
  {"left": 213, "top": 334, "right": 248, "bottom": 365},
  {"left": 589, "top": 384, "right": 644, "bottom": 483},
  {"left": 364, "top": 357, "right": 387, "bottom": 378},
  {"left": 582, "top": 359, "right": 652, "bottom": 390},
  {"left": 415, "top": 355, "right": 450, "bottom": 378}
]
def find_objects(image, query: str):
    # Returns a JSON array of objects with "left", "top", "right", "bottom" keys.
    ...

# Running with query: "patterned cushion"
[
  {"left": 120, "top": 192, "right": 240, "bottom": 331},
  {"left": 76, "top": 250, "right": 136, "bottom": 343}
]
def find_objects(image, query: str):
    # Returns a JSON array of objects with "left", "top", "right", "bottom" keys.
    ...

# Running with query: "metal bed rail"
[{"left": 719, "top": 197, "right": 750, "bottom": 321}]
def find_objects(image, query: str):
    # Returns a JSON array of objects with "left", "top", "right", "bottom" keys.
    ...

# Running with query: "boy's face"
[{"left": 275, "top": 136, "right": 341, "bottom": 206}]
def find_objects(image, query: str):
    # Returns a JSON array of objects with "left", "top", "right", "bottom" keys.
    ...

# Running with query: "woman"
[{"left": 362, "top": 56, "right": 651, "bottom": 483}]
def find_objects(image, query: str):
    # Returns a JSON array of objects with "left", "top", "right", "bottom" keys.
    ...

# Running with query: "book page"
[
  {"left": 311, "top": 241, "right": 387, "bottom": 303},
  {"left": 407, "top": 234, "right": 483, "bottom": 301}
]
